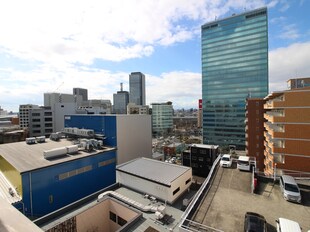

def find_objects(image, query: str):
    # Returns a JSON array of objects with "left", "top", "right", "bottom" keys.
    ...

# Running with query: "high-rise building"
[
  {"left": 264, "top": 86, "right": 310, "bottom": 175},
  {"left": 201, "top": 7, "right": 268, "bottom": 149},
  {"left": 113, "top": 83, "right": 129, "bottom": 114},
  {"left": 151, "top": 102, "right": 173, "bottom": 136},
  {"left": 129, "top": 72, "right": 146, "bottom": 106},
  {"left": 73, "top": 88, "right": 88, "bottom": 101}
]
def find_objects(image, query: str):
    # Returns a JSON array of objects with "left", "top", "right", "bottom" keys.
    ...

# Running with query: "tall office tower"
[
  {"left": 113, "top": 83, "right": 129, "bottom": 114},
  {"left": 73, "top": 88, "right": 88, "bottom": 101},
  {"left": 201, "top": 7, "right": 268, "bottom": 149},
  {"left": 129, "top": 72, "right": 146, "bottom": 106}
]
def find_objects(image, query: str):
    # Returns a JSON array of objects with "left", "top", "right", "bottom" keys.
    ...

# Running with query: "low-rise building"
[
  {"left": 182, "top": 144, "right": 219, "bottom": 177},
  {"left": 116, "top": 157, "right": 192, "bottom": 204}
]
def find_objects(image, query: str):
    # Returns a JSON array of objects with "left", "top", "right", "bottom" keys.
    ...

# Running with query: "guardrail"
[{"left": 179, "top": 155, "right": 221, "bottom": 232}]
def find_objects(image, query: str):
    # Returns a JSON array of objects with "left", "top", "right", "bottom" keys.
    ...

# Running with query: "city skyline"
[{"left": 1, "top": 0, "right": 310, "bottom": 112}]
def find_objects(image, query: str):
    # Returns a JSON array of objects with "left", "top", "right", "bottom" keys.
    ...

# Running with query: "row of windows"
[
  {"left": 202, "top": 14, "right": 266, "bottom": 35},
  {"left": 202, "top": 63, "right": 267, "bottom": 77},
  {"left": 202, "top": 18, "right": 266, "bottom": 39},
  {"left": 203, "top": 54, "right": 267, "bottom": 69},
  {"left": 202, "top": 31, "right": 267, "bottom": 49},
  {"left": 98, "top": 158, "right": 116, "bottom": 167},
  {"left": 202, "top": 57, "right": 267, "bottom": 71},
  {"left": 202, "top": 37, "right": 267, "bottom": 56},
  {"left": 59, "top": 158, "right": 115, "bottom": 181},
  {"left": 203, "top": 73, "right": 268, "bottom": 85},
  {"left": 109, "top": 211, "right": 127, "bottom": 226},
  {"left": 203, "top": 86, "right": 267, "bottom": 95},
  {"left": 202, "top": 24, "right": 267, "bottom": 45},
  {"left": 59, "top": 165, "right": 92, "bottom": 181},
  {"left": 203, "top": 84, "right": 267, "bottom": 95},
  {"left": 202, "top": 47, "right": 267, "bottom": 63}
]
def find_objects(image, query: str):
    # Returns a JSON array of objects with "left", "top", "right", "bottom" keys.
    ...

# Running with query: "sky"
[{"left": 0, "top": 0, "right": 310, "bottom": 112}]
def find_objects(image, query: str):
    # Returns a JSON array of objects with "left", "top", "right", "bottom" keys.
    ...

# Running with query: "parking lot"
[{"left": 191, "top": 163, "right": 310, "bottom": 232}]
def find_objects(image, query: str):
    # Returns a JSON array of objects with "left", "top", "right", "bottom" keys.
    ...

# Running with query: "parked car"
[
  {"left": 220, "top": 154, "right": 232, "bottom": 168},
  {"left": 276, "top": 218, "right": 301, "bottom": 232},
  {"left": 279, "top": 175, "right": 301, "bottom": 203},
  {"left": 237, "top": 156, "right": 251, "bottom": 171},
  {"left": 244, "top": 212, "right": 267, "bottom": 232}
]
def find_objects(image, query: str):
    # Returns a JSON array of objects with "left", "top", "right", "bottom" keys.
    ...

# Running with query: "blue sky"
[{"left": 0, "top": 0, "right": 310, "bottom": 112}]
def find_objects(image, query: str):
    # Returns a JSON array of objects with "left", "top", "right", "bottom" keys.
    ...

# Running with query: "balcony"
[
  {"left": 264, "top": 110, "right": 284, "bottom": 123},
  {"left": 264, "top": 95, "right": 285, "bottom": 109}
]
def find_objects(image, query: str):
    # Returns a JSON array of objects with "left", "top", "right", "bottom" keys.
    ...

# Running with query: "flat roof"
[
  {"left": 191, "top": 144, "right": 219, "bottom": 149},
  {"left": 116, "top": 157, "right": 191, "bottom": 187},
  {"left": 0, "top": 139, "right": 115, "bottom": 173},
  {"left": 181, "top": 161, "right": 310, "bottom": 231},
  {"left": 202, "top": 7, "right": 267, "bottom": 28}
]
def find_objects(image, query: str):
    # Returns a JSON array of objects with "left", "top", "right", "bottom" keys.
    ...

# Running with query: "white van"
[
  {"left": 237, "top": 156, "right": 250, "bottom": 171},
  {"left": 276, "top": 218, "right": 301, "bottom": 232},
  {"left": 279, "top": 175, "right": 301, "bottom": 203}
]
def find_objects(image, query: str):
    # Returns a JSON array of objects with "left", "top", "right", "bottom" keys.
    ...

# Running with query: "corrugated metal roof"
[
  {"left": 116, "top": 158, "right": 191, "bottom": 186},
  {"left": 0, "top": 139, "right": 115, "bottom": 173}
]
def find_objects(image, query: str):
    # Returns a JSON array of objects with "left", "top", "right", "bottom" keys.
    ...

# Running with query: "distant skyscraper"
[
  {"left": 73, "top": 88, "right": 88, "bottom": 101},
  {"left": 129, "top": 72, "right": 146, "bottom": 106},
  {"left": 113, "top": 83, "right": 129, "bottom": 114},
  {"left": 201, "top": 7, "right": 268, "bottom": 149}
]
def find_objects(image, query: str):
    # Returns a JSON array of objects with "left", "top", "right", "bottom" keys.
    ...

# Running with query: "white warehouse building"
[{"left": 116, "top": 158, "right": 192, "bottom": 204}]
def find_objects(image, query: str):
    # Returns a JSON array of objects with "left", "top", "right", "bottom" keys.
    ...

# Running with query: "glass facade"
[
  {"left": 202, "top": 7, "right": 268, "bottom": 149},
  {"left": 151, "top": 102, "right": 173, "bottom": 135},
  {"left": 129, "top": 72, "right": 146, "bottom": 106}
]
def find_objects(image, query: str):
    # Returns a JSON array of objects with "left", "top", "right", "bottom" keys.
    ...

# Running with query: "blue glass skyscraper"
[{"left": 202, "top": 7, "right": 268, "bottom": 149}]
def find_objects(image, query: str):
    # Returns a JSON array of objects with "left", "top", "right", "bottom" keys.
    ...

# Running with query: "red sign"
[{"left": 199, "top": 99, "right": 202, "bottom": 109}]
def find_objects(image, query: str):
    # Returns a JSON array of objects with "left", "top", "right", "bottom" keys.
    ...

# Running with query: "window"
[
  {"left": 173, "top": 187, "right": 180, "bottom": 195},
  {"left": 118, "top": 216, "right": 127, "bottom": 226},
  {"left": 199, "top": 149, "right": 207, "bottom": 155},
  {"left": 198, "top": 157, "right": 204, "bottom": 162},
  {"left": 185, "top": 178, "right": 191, "bottom": 185},
  {"left": 98, "top": 158, "right": 116, "bottom": 167},
  {"left": 109, "top": 211, "right": 116, "bottom": 223},
  {"left": 59, "top": 165, "right": 93, "bottom": 181},
  {"left": 32, "top": 119, "right": 40, "bottom": 122},
  {"left": 49, "top": 195, "right": 53, "bottom": 204}
]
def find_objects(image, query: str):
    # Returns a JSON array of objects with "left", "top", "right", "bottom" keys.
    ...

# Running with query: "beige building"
[{"left": 264, "top": 86, "right": 310, "bottom": 175}]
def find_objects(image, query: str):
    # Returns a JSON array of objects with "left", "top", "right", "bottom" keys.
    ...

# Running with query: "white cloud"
[
  {"left": 269, "top": 41, "right": 310, "bottom": 92},
  {"left": 147, "top": 71, "right": 201, "bottom": 108},
  {"left": 279, "top": 24, "right": 300, "bottom": 40}
]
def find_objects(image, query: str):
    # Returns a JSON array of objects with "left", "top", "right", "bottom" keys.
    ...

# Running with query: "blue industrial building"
[
  {"left": 64, "top": 114, "right": 153, "bottom": 165},
  {"left": 0, "top": 137, "right": 116, "bottom": 218}
]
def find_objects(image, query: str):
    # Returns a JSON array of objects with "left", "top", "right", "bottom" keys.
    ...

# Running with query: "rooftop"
[
  {"left": 116, "top": 157, "right": 191, "bottom": 187},
  {"left": 191, "top": 144, "right": 219, "bottom": 149},
  {"left": 181, "top": 159, "right": 310, "bottom": 231},
  {"left": 0, "top": 139, "right": 115, "bottom": 173}
]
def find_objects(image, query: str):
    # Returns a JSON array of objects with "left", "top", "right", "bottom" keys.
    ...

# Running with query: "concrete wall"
[
  {"left": 116, "top": 115, "right": 152, "bottom": 164},
  {"left": 169, "top": 168, "right": 192, "bottom": 203}
]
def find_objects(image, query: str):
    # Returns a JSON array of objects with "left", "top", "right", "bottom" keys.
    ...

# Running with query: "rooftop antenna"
[{"left": 120, "top": 82, "right": 123, "bottom": 91}]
